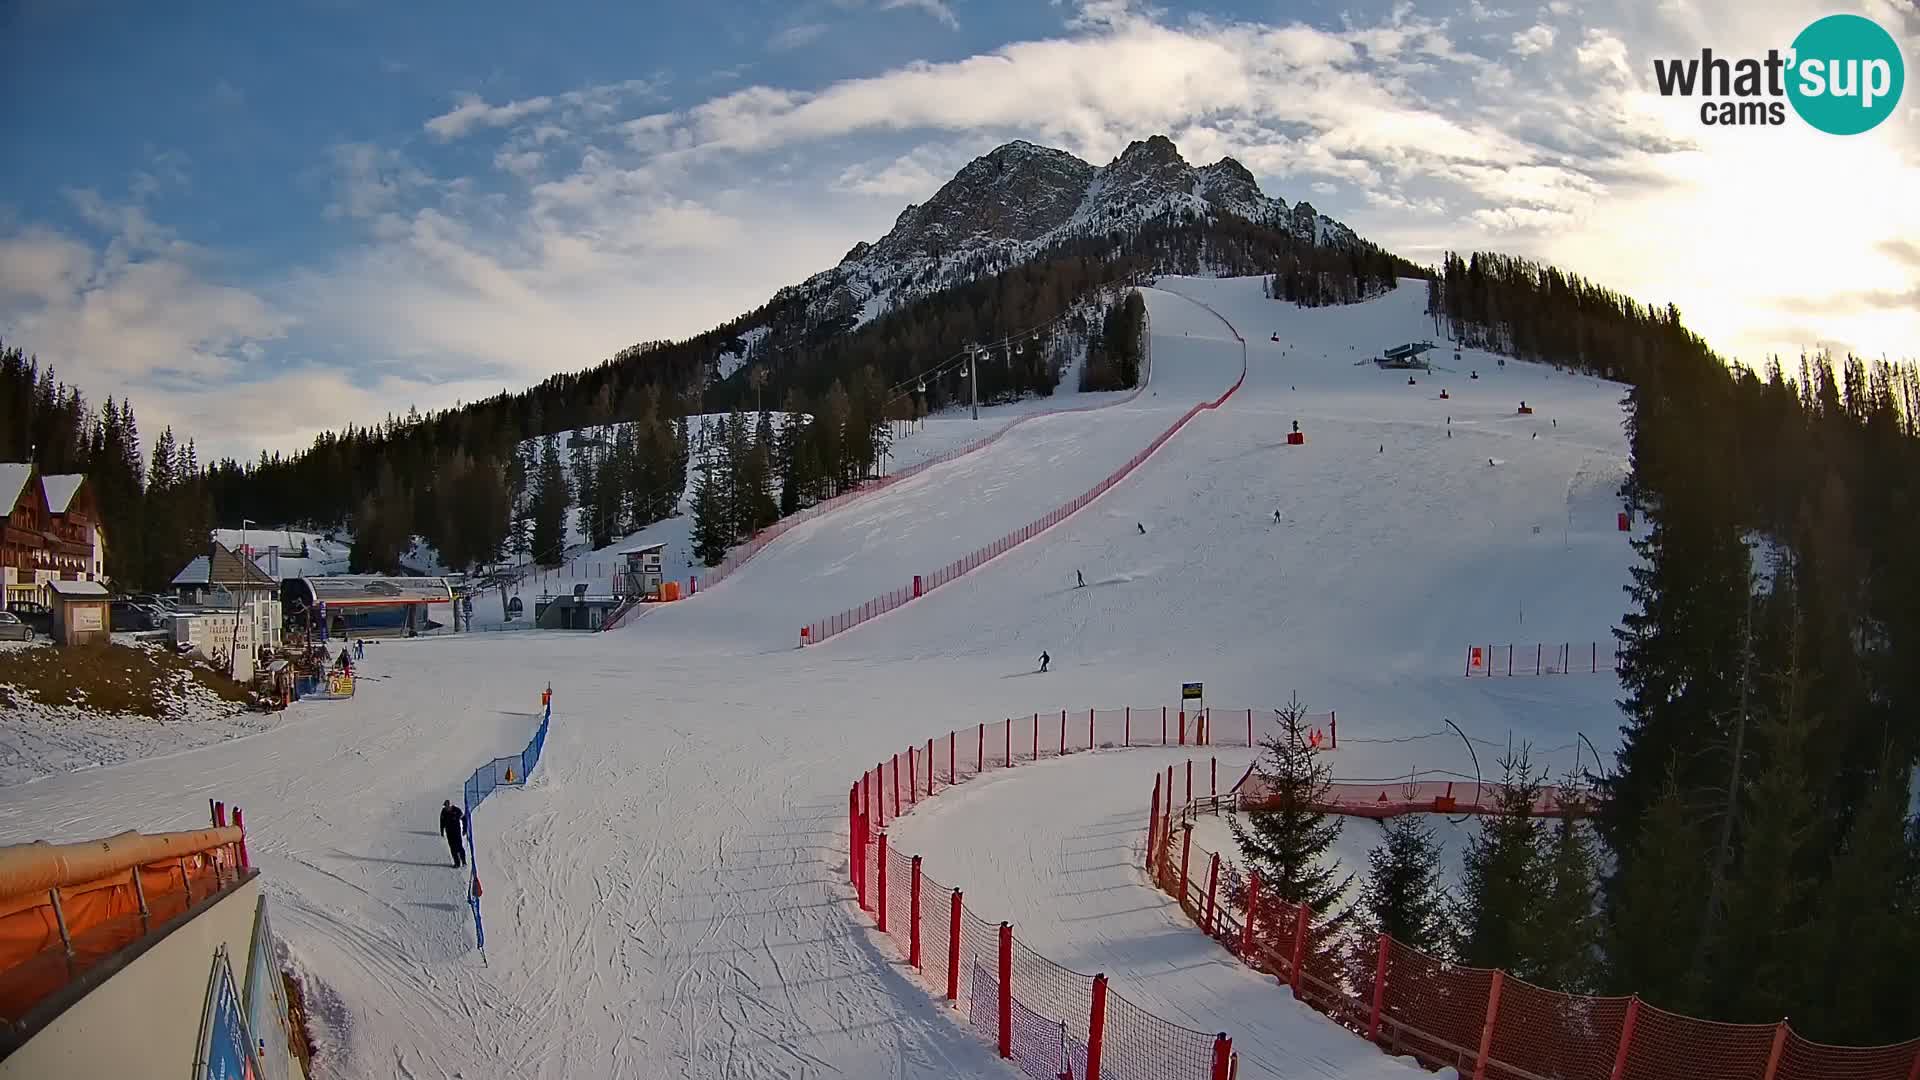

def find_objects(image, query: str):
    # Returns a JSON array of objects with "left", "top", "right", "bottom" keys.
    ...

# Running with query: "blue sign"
[
  {"left": 200, "top": 948, "right": 258, "bottom": 1080},
  {"left": 244, "top": 900, "right": 292, "bottom": 1080}
]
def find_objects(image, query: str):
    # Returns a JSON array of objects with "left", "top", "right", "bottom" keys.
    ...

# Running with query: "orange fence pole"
[
  {"left": 1608, "top": 997, "right": 1640, "bottom": 1080},
  {"left": 946, "top": 889, "right": 963, "bottom": 1001},
  {"left": 1204, "top": 853, "right": 1220, "bottom": 934},
  {"left": 908, "top": 855, "right": 922, "bottom": 969},
  {"left": 1761, "top": 1022, "right": 1788, "bottom": 1080},
  {"left": 1147, "top": 777, "right": 1162, "bottom": 873},
  {"left": 1368, "top": 933, "right": 1390, "bottom": 1041},
  {"left": 1179, "top": 826, "right": 1194, "bottom": 905},
  {"left": 1289, "top": 903, "right": 1309, "bottom": 995},
  {"left": 997, "top": 923, "right": 1013, "bottom": 1059},
  {"left": 1087, "top": 973, "right": 1108, "bottom": 1080},
  {"left": 1472, "top": 970, "right": 1504, "bottom": 1080},
  {"left": 876, "top": 833, "right": 889, "bottom": 933},
  {"left": 1240, "top": 872, "right": 1261, "bottom": 958},
  {"left": 907, "top": 746, "right": 917, "bottom": 806},
  {"left": 1210, "top": 1034, "right": 1233, "bottom": 1080}
]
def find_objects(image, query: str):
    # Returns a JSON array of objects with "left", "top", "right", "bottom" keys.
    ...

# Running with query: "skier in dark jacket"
[
  {"left": 440, "top": 800, "right": 467, "bottom": 867},
  {"left": 1038, "top": 651, "right": 1050, "bottom": 673}
]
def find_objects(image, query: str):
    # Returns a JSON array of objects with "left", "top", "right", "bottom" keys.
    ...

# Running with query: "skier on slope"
[
  {"left": 440, "top": 800, "right": 467, "bottom": 867},
  {"left": 1038, "top": 651, "right": 1051, "bottom": 673},
  {"left": 1273, "top": 509, "right": 1282, "bottom": 524},
  {"left": 1076, "top": 570, "right": 1085, "bottom": 588},
  {"left": 1137, "top": 522, "right": 1146, "bottom": 535}
]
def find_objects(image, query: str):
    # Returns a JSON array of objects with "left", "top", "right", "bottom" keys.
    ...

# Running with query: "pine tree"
[
  {"left": 1454, "top": 746, "right": 1548, "bottom": 974},
  {"left": 1229, "top": 694, "right": 1352, "bottom": 917},
  {"left": 1529, "top": 806, "right": 1602, "bottom": 993},
  {"left": 571, "top": 432, "right": 601, "bottom": 548},
  {"left": 1356, "top": 815, "right": 1451, "bottom": 954},
  {"left": 688, "top": 466, "right": 729, "bottom": 566},
  {"left": 1605, "top": 771, "right": 1709, "bottom": 1010},
  {"left": 1798, "top": 760, "right": 1917, "bottom": 1043},
  {"left": 531, "top": 434, "right": 570, "bottom": 566}
]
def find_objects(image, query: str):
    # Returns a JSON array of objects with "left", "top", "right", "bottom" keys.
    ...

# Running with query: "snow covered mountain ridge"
[{"left": 738, "top": 135, "right": 1362, "bottom": 355}]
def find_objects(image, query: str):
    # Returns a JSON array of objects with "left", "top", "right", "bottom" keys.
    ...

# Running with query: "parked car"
[
  {"left": 0, "top": 611, "right": 30, "bottom": 641},
  {"left": 111, "top": 600, "right": 159, "bottom": 632},
  {"left": 5, "top": 601, "right": 51, "bottom": 636}
]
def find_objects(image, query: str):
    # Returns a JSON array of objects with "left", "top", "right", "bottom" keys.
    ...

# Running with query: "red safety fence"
[
  {"left": 610, "top": 303, "right": 1159, "bottom": 633},
  {"left": 846, "top": 707, "right": 1242, "bottom": 1079},
  {"left": 804, "top": 302, "right": 1244, "bottom": 646},
  {"left": 1147, "top": 782, "right": 1920, "bottom": 1080},
  {"left": 1466, "top": 642, "right": 1621, "bottom": 677}
]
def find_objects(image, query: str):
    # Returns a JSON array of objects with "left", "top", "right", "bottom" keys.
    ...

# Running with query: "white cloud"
[
  {"left": 426, "top": 92, "right": 557, "bottom": 141},
  {"left": 769, "top": 23, "right": 829, "bottom": 52},
  {"left": 1511, "top": 25, "right": 1556, "bottom": 56},
  {"left": 879, "top": 0, "right": 959, "bottom": 29}
]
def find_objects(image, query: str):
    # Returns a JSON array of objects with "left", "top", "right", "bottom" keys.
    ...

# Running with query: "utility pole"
[{"left": 969, "top": 345, "right": 979, "bottom": 420}]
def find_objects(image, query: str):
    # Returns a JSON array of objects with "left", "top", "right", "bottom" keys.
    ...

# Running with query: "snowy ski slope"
[{"left": 0, "top": 277, "right": 1636, "bottom": 1079}]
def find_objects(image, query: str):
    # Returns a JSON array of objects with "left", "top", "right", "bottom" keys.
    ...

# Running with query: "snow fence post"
[
  {"left": 212, "top": 800, "right": 225, "bottom": 827},
  {"left": 1032, "top": 715, "right": 1038, "bottom": 762},
  {"left": 1179, "top": 709, "right": 1187, "bottom": 746},
  {"left": 949, "top": 730, "right": 956, "bottom": 785},
  {"left": 1147, "top": 777, "right": 1162, "bottom": 873},
  {"left": 1125, "top": 706, "right": 1131, "bottom": 747},
  {"left": 233, "top": 808, "right": 249, "bottom": 870},
  {"left": 1760, "top": 1022, "right": 1789, "bottom": 1080},
  {"left": 877, "top": 763, "right": 886, "bottom": 828},
  {"left": 1211, "top": 757, "right": 1217, "bottom": 799},
  {"left": 977, "top": 723, "right": 984, "bottom": 773},
  {"left": 848, "top": 784, "right": 858, "bottom": 888},
  {"left": 997, "top": 923, "right": 1013, "bottom": 1059},
  {"left": 926, "top": 738, "right": 935, "bottom": 795},
  {"left": 1289, "top": 903, "right": 1309, "bottom": 996},
  {"left": 1608, "top": 997, "right": 1641, "bottom": 1080},
  {"left": 1535, "top": 643, "right": 1542, "bottom": 675},
  {"left": 1246, "top": 709, "right": 1253, "bottom": 746},
  {"left": 1087, "top": 708, "right": 1094, "bottom": 751},
  {"left": 947, "top": 889, "right": 963, "bottom": 1001},
  {"left": 1210, "top": 1034, "right": 1233, "bottom": 1080},
  {"left": 1471, "top": 970, "right": 1504, "bottom": 1080},
  {"left": 1087, "top": 974, "right": 1108, "bottom": 1080},
  {"left": 909, "top": 855, "right": 922, "bottom": 969},
  {"left": 876, "top": 833, "right": 889, "bottom": 933},
  {"left": 1368, "top": 933, "right": 1390, "bottom": 1042},
  {"left": 1162, "top": 706, "right": 1168, "bottom": 745},
  {"left": 1186, "top": 759, "right": 1193, "bottom": 805},
  {"left": 856, "top": 812, "right": 870, "bottom": 911},
  {"left": 1240, "top": 872, "right": 1261, "bottom": 958},
  {"left": 1330, "top": 711, "right": 1337, "bottom": 749},
  {"left": 1006, "top": 720, "right": 1013, "bottom": 767},
  {"left": 913, "top": 574, "right": 922, "bottom": 598},
  {"left": 1179, "top": 825, "right": 1194, "bottom": 908},
  {"left": 892, "top": 754, "right": 901, "bottom": 818},
  {"left": 907, "top": 746, "right": 917, "bottom": 806},
  {"left": 1204, "top": 852, "right": 1220, "bottom": 935}
]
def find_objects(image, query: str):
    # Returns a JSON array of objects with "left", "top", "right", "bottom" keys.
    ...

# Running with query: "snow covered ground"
[{"left": 0, "top": 276, "right": 1636, "bottom": 1079}]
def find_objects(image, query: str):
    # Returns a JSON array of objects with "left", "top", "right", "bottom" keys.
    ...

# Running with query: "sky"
[{"left": 1, "top": 0, "right": 1916, "bottom": 461}]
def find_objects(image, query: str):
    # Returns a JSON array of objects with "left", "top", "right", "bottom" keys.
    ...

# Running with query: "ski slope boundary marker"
[
  {"left": 801, "top": 292, "right": 1245, "bottom": 645},
  {"left": 1152, "top": 779, "right": 1920, "bottom": 1080},
  {"left": 605, "top": 295, "right": 1159, "bottom": 631},
  {"left": 459, "top": 685, "right": 553, "bottom": 954}
]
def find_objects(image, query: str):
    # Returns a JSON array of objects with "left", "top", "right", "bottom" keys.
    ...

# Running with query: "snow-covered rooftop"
[
  {"left": 0, "top": 463, "right": 31, "bottom": 513},
  {"left": 40, "top": 474, "right": 84, "bottom": 513}
]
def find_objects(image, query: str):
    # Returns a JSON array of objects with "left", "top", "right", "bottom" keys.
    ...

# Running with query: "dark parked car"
[
  {"left": 111, "top": 600, "right": 160, "bottom": 632},
  {"left": 0, "top": 611, "right": 30, "bottom": 641},
  {"left": 5, "top": 601, "right": 51, "bottom": 636}
]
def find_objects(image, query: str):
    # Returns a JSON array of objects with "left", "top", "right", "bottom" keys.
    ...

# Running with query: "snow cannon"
[
  {"left": 1287, "top": 420, "right": 1305, "bottom": 446},
  {"left": 1517, "top": 401, "right": 1534, "bottom": 415}
]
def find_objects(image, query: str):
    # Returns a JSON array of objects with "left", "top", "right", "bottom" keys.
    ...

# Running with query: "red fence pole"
[
  {"left": 1330, "top": 710, "right": 1337, "bottom": 749},
  {"left": 1007, "top": 719, "right": 1014, "bottom": 767},
  {"left": 1179, "top": 710, "right": 1187, "bottom": 746},
  {"left": 877, "top": 833, "right": 890, "bottom": 933},
  {"left": 1210, "top": 1034, "right": 1233, "bottom": 1080},
  {"left": 1760, "top": 1023, "right": 1788, "bottom": 1080},
  {"left": 1247, "top": 709, "right": 1253, "bottom": 746},
  {"left": 856, "top": 811, "right": 870, "bottom": 910},
  {"left": 1368, "top": 933, "right": 1390, "bottom": 1041},
  {"left": 997, "top": 923, "right": 1013, "bottom": 1059},
  {"left": 892, "top": 755, "right": 901, "bottom": 817},
  {"left": 1087, "top": 973, "right": 1108, "bottom": 1080},
  {"left": 978, "top": 723, "right": 984, "bottom": 772},
  {"left": 1059, "top": 709, "right": 1067, "bottom": 755},
  {"left": 1472, "top": 970, "right": 1504, "bottom": 1080},
  {"left": 909, "top": 855, "right": 922, "bottom": 969},
  {"left": 1125, "top": 706, "right": 1131, "bottom": 746},
  {"left": 1240, "top": 872, "right": 1262, "bottom": 958},
  {"left": 877, "top": 762, "right": 886, "bottom": 827},
  {"left": 1204, "top": 852, "right": 1221, "bottom": 934},
  {"left": 1087, "top": 708, "right": 1094, "bottom": 750},
  {"left": 1033, "top": 715, "right": 1039, "bottom": 761},
  {"left": 1211, "top": 757, "right": 1217, "bottom": 799},
  {"left": 927, "top": 738, "right": 935, "bottom": 795},
  {"left": 1179, "top": 825, "right": 1194, "bottom": 904},
  {"left": 1608, "top": 997, "right": 1640, "bottom": 1080},
  {"left": 1186, "top": 759, "right": 1193, "bottom": 805},
  {"left": 1147, "top": 777, "right": 1162, "bottom": 873},
  {"left": 949, "top": 730, "right": 956, "bottom": 784},
  {"left": 1163, "top": 706, "right": 1168, "bottom": 745},
  {"left": 1906, "top": 1044, "right": 1920, "bottom": 1080},
  {"left": 946, "top": 889, "right": 963, "bottom": 1001},
  {"left": 848, "top": 784, "right": 858, "bottom": 887},
  {"left": 1289, "top": 902, "right": 1309, "bottom": 995},
  {"left": 907, "top": 746, "right": 917, "bottom": 806}
]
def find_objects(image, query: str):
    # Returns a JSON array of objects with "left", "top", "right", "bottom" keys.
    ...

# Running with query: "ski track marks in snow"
[{"left": 1, "top": 277, "right": 1634, "bottom": 1079}]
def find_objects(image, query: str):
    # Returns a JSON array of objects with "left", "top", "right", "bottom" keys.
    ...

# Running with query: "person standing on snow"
[
  {"left": 1076, "top": 571, "right": 1085, "bottom": 588},
  {"left": 440, "top": 800, "right": 467, "bottom": 867},
  {"left": 1137, "top": 522, "right": 1146, "bottom": 535},
  {"left": 1038, "top": 651, "right": 1051, "bottom": 673}
]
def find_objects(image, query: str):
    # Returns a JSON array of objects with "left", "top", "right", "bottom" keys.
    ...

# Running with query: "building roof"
[
  {"left": 0, "top": 464, "right": 31, "bottom": 515},
  {"left": 40, "top": 474, "right": 84, "bottom": 513},
  {"left": 302, "top": 575, "right": 454, "bottom": 606},
  {"left": 619, "top": 543, "right": 666, "bottom": 555},
  {"left": 172, "top": 555, "right": 212, "bottom": 587},
  {"left": 172, "top": 542, "right": 277, "bottom": 590},
  {"left": 47, "top": 579, "right": 109, "bottom": 598}
]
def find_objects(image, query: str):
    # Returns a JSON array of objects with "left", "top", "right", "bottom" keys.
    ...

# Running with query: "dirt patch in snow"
[{"left": 0, "top": 641, "right": 251, "bottom": 716}]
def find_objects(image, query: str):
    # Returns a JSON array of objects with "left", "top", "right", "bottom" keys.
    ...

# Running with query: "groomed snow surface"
[{"left": 0, "top": 276, "right": 1634, "bottom": 1079}]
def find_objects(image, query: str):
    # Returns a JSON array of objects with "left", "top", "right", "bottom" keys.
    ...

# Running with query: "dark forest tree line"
[{"left": 2, "top": 344, "right": 214, "bottom": 591}]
